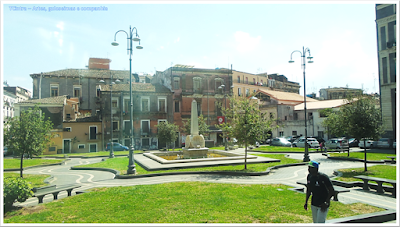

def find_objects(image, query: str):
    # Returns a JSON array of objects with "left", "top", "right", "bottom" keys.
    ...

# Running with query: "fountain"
[{"left": 182, "top": 100, "right": 209, "bottom": 158}]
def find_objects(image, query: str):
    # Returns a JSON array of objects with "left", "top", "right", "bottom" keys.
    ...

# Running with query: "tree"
[
  {"left": 4, "top": 105, "right": 54, "bottom": 177},
  {"left": 219, "top": 96, "right": 277, "bottom": 169},
  {"left": 182, "top": 114, "right": 209, "bottom": 138},
  {"left": 321, "top": 95, "right": 384, "bottom": 171},
  {"left": 156, "top": 121, "right": 179, "bottom": 151}
]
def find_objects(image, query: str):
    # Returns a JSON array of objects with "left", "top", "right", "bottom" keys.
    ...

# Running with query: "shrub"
[{"left": 3, "top": 177, "right": 33, "bottom": 211}]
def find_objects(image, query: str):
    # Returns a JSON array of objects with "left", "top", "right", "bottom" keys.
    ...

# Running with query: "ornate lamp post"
[
  {"left": 289, "top": 46, "right": 313, "bottom": 162},
  {"left": 100, "top": 74, "right": 120, "bottom": 158},
  {"left": 111, "top": 26, "right": 143, "bottom": 174}
]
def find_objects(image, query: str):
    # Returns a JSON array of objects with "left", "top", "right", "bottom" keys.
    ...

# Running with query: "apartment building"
[
  {"left": 375, "top": 4, "right": 397, "bottom": 139},
  {"left": 152, "top": 65, "right": 232, "bottom": 146},
  {"left": 319, "top": 87, "right": 363, "bottom": 100}
]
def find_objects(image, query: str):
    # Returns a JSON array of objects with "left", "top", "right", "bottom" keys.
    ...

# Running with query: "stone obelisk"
[{"left": 182, "top": 100, "right": 208, "bottom": 158}]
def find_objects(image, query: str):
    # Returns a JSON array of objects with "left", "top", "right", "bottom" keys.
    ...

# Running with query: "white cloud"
[
  {"left": 56, "top": 22, "right": 64, "bottom": 31},
  {"left": 234, "top": 31, "right": 261, "bottom": 53},
  {"left": 174, "top": 37, "right": 180, "bottom": 43}
]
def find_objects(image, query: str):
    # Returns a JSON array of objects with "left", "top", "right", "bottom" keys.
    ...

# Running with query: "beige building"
[
  {"left": 231, "top": 70, "right": 300, "bottom": 98},
  {"left": 254, "top": 89, "right": 318, "bottom": 138},
  {"left": 375, "top": 4, "right": 396, "bottom": 139}
]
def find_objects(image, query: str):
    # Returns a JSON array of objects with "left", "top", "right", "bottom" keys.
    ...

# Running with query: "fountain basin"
[{"left": 143, "top": 150, "right": 257, "bottom": 164}]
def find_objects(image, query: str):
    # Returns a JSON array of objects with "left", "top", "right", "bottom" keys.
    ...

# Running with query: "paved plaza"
[{"left": 11, "top": 147, "right": 398, "bottom": 223}]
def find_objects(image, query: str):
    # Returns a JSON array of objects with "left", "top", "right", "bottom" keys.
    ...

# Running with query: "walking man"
[{"left": 304, "top": 161, "right": 335, "bottom": 223}]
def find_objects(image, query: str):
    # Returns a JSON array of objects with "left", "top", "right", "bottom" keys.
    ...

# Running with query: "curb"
[{"left": 3, "top": 159, "right": 70, "bottom": 172}]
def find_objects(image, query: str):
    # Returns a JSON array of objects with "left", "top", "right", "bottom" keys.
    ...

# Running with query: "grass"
[
  {"left": 3, "top": 182, "right": 384, "bottom": 223},
  {"left": 75, "top": 154, "right": 303, "bottom": 175},
  {"left": 335, "top": 165, "right": 396, "bottom": 183},
  {"left": 3, "top": 159, "right": 64, "bottom": 169},
  {"left": 3, "top": 173, "right": 50, "bottom": 188},
  {"left": 328, "top": 152, "right": 396, "bottom": 161}
]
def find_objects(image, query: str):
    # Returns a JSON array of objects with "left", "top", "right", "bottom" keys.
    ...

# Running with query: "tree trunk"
[
  {"left": 20, "top": 153, "right": 24, "bottom": 178},
  {"left": 364, "top": 140, "right": 367, "bottom": 172},
  {"left": 244, "top": 142, "right": 247, "bottom": 170}
]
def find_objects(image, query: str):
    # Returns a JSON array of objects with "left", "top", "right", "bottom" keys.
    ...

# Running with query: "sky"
[{"left": 1, "top": 1, "right": 395, "bottom": 97}]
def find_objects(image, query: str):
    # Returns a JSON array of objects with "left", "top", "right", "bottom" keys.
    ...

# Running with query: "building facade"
[
  {"left": 98, "top": 83, "right": 173, "bottom": 150},
  {"left": 375, "top": 4, "right": 397, "bottom": 140},
  {"left": 152, "top": 65, "right": 232, "bottom": 146},
  {"left": 231, "top": 70, "right": 300, "bottom": 98},
  {"left": 319, "top": 87, "right": 363, "bottom": 100}
]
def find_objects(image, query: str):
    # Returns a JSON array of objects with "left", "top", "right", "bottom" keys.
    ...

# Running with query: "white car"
[
  {"left": 294, "top": 138, "right": 320, "bottom": 148},
  {"left": 359, "top": 139, "right": 375, "bottom": 148}
]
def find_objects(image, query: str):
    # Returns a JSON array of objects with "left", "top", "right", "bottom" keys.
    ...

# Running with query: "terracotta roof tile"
[{"left": 18, "top": 96, "right": 67, "bottom": 105}]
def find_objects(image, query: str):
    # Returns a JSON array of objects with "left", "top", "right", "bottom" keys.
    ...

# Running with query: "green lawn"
[
  {"left": 329, "top": 152, "right": 396, "bottom": 161},
  {"left": 3, "top": 173, "right": 50, "bottom": 188},
  {"left": 75, "top": 154, "right": 303, "bottom": 175},
  {"left": 3, "top": 182, "right": 383, "bottom": 223},
  {"left": 335, "top": 165, "right": 396, "bottom": 183},
  {"left": 3, "top": 159, "right": 64, "bottom": 169}
]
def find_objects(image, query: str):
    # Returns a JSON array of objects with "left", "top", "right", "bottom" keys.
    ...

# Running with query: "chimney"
[{"left": 88, "top": 58, "right": 111, "bottom": 70}]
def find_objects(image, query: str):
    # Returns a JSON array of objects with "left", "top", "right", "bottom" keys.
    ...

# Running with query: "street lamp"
[
  {"left": 112, "top": 26, "right": 143, "bottom": 174},
  {"left": 218, "top": 84, "right": 227, "bottom": 150},
  {"left": 100, "top": 74, "right": 120, "bottom": 158},
  {"left": 289, "top": 46, "right": 313, "bottom": 162}
]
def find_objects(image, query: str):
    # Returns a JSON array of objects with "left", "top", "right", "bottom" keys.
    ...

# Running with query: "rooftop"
[{"left": 258, "top": 89, "right": 319, "bottom": 102}]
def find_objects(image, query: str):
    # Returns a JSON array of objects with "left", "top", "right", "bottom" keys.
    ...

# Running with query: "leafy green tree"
[
  {"left": 219, "top": 96, "right": 277, "bottom": 169},
  {"left": 321, "top": 95, "right": 384, "bottom": 171},
  {"left": 4, "top": 105, "right": 53, "bottom": 177},
  {"left": 156, "top": 121, "right": 179, "bottom": 151},
  {"left": 181, "top": 114, "right": 209, "bottom": 138}
]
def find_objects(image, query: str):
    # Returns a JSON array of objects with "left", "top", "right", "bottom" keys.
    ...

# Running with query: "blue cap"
[{"left": 308, "top": 161, "right": 319, "bottom": 168}]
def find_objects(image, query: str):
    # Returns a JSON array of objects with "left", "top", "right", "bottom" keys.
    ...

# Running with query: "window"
[
  {"left": 112, "top": 100, "right": 118, "bottom": 108},
  {"left": 237, "top": 76, "right": 240, "bottom": 83},
  {"left": 78, "top": 144, "right": 85, "bottom": 149},
  {"left": 318, "top": 131, "right": 324, "bottom": 139},
  {"left": 285, "top": 116, "right": 287, "bottom": 120},
  {"left": 292, "top": 131, "right": 297, "bottom": 136},
  {"left": 197, "top": 101, "right": 202, "bottom": 116},
  {"left": 238, "top": 88, "right": 242, "bottom": 96},
  {"left": 113, "top": 121, "right": 119, "bottom": 130},
  {"left": 253, "top": 78, "right": 256, "bottom": 85},
  {"left": 245, "top": 77, "right": 248, "bottom": 84},
  {"left": 96, "top": 85, "right": 101, "bottom": 97},
  {"left": 308, "top": 112, "right": 313, "bottom": 119},
  {"left": 50, "top": 84, "right": 59, "bottom": 97},
  {"left": 261, "top": 79, "right": 263, "bottom": 85},
  {"left": 173, "top": 78, "right": 180, "bottom": 90},
  {"left": 380, "top": 26, "right": 386, "bottom": 51},
  {"left": 270, "top": 113, "right": 274, "bottom": 119},
  {"left": 124, "top": 120, "right": 131, "bottom": 135},
  {"left": 141, "top": 120, "right": 150, "bottom": 134},
  {"left": 279, "top": 131, "right": 284, "bottom": 137},
  {"left": 193, "top": 77, "right": 202, "bottom": 92},
  {"left": 246, "top": 89, "right": 250, "bottom": 97},
  {"left": 382, "top": 57, "right": 388, "bottom": 84},
  {"left": 124, "top": 99, "right": 130, "bottom": 112},
  {"left": 174, "top": 101, "right": 180, "bottom": 112},
  {"left": 64, "top": 127, "right": 71, "bottom": 131},
  {"left": 158, "top": 98, "right": 166, "bottom": 112},
  {"left": 73, "top": 85, "right": 81, "bottom": 97},
  {"left": 141, "top": 97, "right": 150, "bottom": 112},
  {"left": 89, "top": 126, "right": 97, "bottom": 140},
  {"left": 389, "top": 53, "right": 396, "bottom": 83}
]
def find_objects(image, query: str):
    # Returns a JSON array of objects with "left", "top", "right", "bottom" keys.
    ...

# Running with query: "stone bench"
[
  {"left": 32, "top": 185, "right": 81, "bottom": 204},
  {"left": 386, "top": 156, "right": 396, "bottom": 164},
  {"left": 296, "top": 181, "right": 350, "bottom": 201},
  {"left": 353, "top": 175, "right": 396, "bottom": 196}
]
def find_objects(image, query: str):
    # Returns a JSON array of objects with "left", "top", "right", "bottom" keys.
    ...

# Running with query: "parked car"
[
  {"left": 393, "top": 140, "right": 396, "bottom": 149},
  {"left": 3, "top": 146, "right": 13, "bottom": 156},
  {"left": 106, "top": 142, "right": 129, "bottom": 151},
  {"left": 325, "top": 138, "right": 349, "bottom": 150},
  {"left": 293, "top": 138, "right": 320, "bottom": 148},
  {"left": 377, "top": 138, "right": 393, "bottom": 149},
  {"left": 358, "top": 138, "right": 375, "bottom": 148},
  {"left": 348, "top": 138, "right": 359, "bottom": 147},
  {"left": 311, "top": 136, "right": 326, "bottom": 144},
  {"left": 270, "top": 137, "right": 292, "bottom": 147}
]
